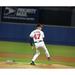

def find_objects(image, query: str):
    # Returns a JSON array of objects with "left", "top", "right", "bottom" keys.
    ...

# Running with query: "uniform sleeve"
[
  {"left": 29, "top": 31, "right": 34, "bottom": 38},
  {"left": 29, "top": 31, "right": 34, "bottom": 46}
]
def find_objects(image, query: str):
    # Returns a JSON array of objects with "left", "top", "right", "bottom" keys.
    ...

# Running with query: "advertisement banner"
[{"left": 2, "top": 7, "right": 39, "bottom": 23}]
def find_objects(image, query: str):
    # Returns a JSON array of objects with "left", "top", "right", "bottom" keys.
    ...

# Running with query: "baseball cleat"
[
  {"left": 47, "top": 57, "right": 51, "bottom": 61},
  {"left": 30, "top": 61, "right": 35, "bottom": 65}
]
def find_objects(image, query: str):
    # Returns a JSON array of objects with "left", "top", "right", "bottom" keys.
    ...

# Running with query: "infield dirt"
[
  {"left": 0, "top": 52, "right": 75, "bottom": 68},
  {"left": 0, "top": 62, "right": 72, "bottom": 68}
]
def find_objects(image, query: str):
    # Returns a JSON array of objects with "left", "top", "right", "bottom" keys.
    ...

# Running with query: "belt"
[{"left": 34, "top": 40, "right": 43, "bottom": 43}]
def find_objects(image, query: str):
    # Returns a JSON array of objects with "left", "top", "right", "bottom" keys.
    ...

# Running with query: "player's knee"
[
  {"left": 36, "top": 50, "right": 40, "bottom": 55},
  {"left": 38, "top": 52, "right": 40, "bottom": 55}
]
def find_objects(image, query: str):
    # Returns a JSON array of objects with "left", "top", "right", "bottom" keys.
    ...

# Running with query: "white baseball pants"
[{"left": 32, "top": 41, "right": 50, "bottom": 62}]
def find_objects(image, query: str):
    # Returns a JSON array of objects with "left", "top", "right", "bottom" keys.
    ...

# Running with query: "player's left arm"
[{"left": 29, "top": 37, "right": 36, "bottom": 50}]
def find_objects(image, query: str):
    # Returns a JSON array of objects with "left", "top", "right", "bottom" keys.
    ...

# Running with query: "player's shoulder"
[
  {"left": 33, "top": 29, "right": 37, "bottom": 32},
  {"left": 41, "top": 30, "right": 44, "bottom": 33},
  {"left": 30, "top": 29, "right": 37, "bottom": 34},
  {"left": 31, "top": 29, "right": 43, "bottom": 33},
  {"left": 31, "top": 29, "right": 36, "bottom": 33}
]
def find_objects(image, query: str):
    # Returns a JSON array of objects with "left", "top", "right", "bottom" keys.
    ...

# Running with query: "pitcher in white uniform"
[{"left": 29, "top": 24, "right": 50, "bottom": 65}]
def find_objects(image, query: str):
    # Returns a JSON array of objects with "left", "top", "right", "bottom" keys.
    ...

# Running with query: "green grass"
[
  {"left": 47, "top": 44, "right": 75, "bottom": 57},
  {"left": 0, "top": 41, "right": 34, "bottom": 54},
  {"left": 0, "top": 41, "right": 75, "bottom": 67}
]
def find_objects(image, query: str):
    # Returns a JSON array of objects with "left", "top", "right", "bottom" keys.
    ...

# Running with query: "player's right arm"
[
  {"left": 29, "top": 31, "right": 34, "bottom": 46},
  {"left": 29, "top": 31, "right": 36, "bottom": 50}
]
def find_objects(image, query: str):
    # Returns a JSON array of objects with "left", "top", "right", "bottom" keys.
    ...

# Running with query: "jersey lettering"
[{"left": 34, "top": 33, "right": 40, "bottom": 40}]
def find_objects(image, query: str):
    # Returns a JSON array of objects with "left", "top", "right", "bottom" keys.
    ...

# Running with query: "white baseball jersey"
[{"left": 29, "top": 29, "right": 44, "bottom": 42}]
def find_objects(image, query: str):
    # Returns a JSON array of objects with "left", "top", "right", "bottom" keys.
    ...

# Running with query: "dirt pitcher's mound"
[{"left": 0, "top": 62, "right": 72, "bottom": 69}]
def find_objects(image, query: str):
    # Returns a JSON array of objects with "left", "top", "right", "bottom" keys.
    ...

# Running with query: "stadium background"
[{"left": 0, "top": 7, "right": 75, "bottom": 68}]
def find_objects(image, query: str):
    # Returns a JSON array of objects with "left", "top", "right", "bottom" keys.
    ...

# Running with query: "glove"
[{"left": 32, "top": 46, "right": 36, "bottom": 50}]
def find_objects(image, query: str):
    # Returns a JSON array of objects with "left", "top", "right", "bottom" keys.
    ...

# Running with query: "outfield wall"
[{"left": 0, "top": 23, "right": 75, "bottom": 45}]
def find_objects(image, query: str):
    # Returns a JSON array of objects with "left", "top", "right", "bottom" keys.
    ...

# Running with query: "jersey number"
[{"left": 34, "top": 34, "right": 40, "bottom": 39}]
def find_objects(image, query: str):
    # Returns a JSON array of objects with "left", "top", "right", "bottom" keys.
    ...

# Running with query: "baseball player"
[{"left": 29, "top": 24, "right": 50, "bottom": 65}]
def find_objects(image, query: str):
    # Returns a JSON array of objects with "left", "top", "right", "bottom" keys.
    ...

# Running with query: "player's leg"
[
  {"left": 43, "top": 44, "right": 51, "bottom": 60},
  {"left": 32, "top": 49, "right": 40, "bottom": 61},
  {"left": 31, "top": 49, "right": 40, "bottom": 65}
]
